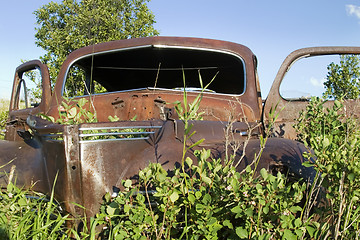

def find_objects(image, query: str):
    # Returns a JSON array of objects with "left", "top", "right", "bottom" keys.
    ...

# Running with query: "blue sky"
[{"left": 1, "top": 0, "right": 360, "bottom": 100}]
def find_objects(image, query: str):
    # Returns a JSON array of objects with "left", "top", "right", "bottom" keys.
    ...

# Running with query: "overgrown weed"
[
  {"left": 0, "top": 99, "right": 9, "bottom": 140},
  {"left": 94, "top": 79, "right": 314, "bottom": 239},
  {"left": 0, "top": 173, "right": 69, "bottom": 239},
  {"left": 3, "top": 85, "right": 360, "bottom": 238},
  {"left": 294, "top": 97, "right": 360, "bottom": 239}
]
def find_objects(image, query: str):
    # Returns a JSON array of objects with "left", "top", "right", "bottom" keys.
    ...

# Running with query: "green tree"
[
  {"left": 323, "top": 55, "right": 360, "bottom": 99},
  {"left": 34, "top": 0, "right": 158, "bottom": 90}
]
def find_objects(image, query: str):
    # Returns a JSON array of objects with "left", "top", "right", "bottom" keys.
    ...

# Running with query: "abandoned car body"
[{"left": 2, "top": 37, "right": 358, "bottom": 217}]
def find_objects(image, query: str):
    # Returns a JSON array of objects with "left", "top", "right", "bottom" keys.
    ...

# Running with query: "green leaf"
[
  {"left": 136, "top": 193, "right": 145, "bottom": 203},
  {"left": 207, "top": 217, "right": 217, "bottom": 226},
  {"left": 263, "top": 206, "right": 269, "bottom": 214},
  {"left": 334, "top": 99, "right": 341, "bottom": 108},
  {"left": 260, "top": 168, "right": 268, "bottom": 180},
  {"left": 306, "top": 225, "right": 316, "bottom": 237},
  {"left": 259, "top": 198, "right": 266, "bottom": 206},
  {"left": 235, "top": 227, "right": 248, "bottom": 238},
  {"left": 124, "top": 204, "right": 130, "bottom": 214},
  {"left": 104, "top": 192, "right": 111, "bottom": 202},
  {"left": 214, "top": 164, "right": 222, "bottom": 173},
  {"left": 196, "top": 203, "right": 205, "bottom": 213},
  {"left": 295, "top": 229, "right": 303, "bottom": 237},
  {"left": 231, "top": 205, "right": 242, "bottom": 214},
  {"left": 230, "top": 178, "right": 239, "bottom": 190},
  {"left": 188, "top": 138, "right": 204, "bottom": 150},
  {"left": 188, "top": 193, "right": 196, "bottom": 204},
  {"left": 78, "top": 97, "right": 87, "bottom": 107},
  {"left": 322, "top": 136, "right": 330, "bottom": 148},
  {"left": 223, "top": 219, "right": 233, "bottom": 229},
  {"left": 185, "top": 157, "right": 193, "bottom": 167},
  {"left": 201, "top": 174, "right": 212, "bottom": 185},
  {"left": 6, "top": 183, "right": 13, "bottom": 192},
  {"left": 283, "top": 229, "right": 297, "bottom": 240},
  {"left": 68, "top": 107, "right": 77, "bottom": 118},
  {"left": 202, "top": 193, "right": 211, "bottom": 205},
  {"left": 348, "top": 173, "right": 355, "bottom": 181},
  {"left": 294, "top": 218, "right": 302, "bottom": 228},
  {"left": 18, "top": 197, "right": 28, "bottom": 207},
  {"left": 245, "top": 207, "right": 253, "bottom": 217},
  {"left": 195, "top": 191, "right": 202, "bottom": 199},
  {"left": 170, "top": 191, "right": 179, "bottom": 203},
  {"left": 124, "top": 179, "right": 132, "bottom": 188},
  {"left": 289, "top": 206, "right": 302, "bottom": 213},
  {"left": 107, "top": 202, "right": 118, "bottom": 216},
  {"left": 302, "top": 161, "right": 314, "bottom": 168}
]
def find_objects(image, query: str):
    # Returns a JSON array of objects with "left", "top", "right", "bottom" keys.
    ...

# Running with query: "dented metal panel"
[{"left": 0, "top": 37, "right": 331, "bottom": 218}]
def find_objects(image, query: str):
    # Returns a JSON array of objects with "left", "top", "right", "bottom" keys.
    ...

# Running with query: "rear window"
[{"left": 63, "top": 45, "right": 246, "bottom": 97}]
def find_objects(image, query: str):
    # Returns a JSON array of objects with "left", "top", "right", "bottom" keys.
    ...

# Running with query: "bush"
[
  {"left": 97, "top": 150, "right": 311, "bottom": 239},
  {"left": 4, "top": 87, "right": 360, "bottom": 238},
  {"left": 95, "top": 97, "right": 360, "bottom": 239},
  {"left": 93, "top": 83, "right": 316, "bottom": 239},
  {"left": 294, "top": 97, "right": 360, "bottom": 239}
]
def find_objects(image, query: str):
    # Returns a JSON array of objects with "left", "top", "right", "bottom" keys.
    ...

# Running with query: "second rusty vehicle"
[{"left": 2, "top": 36, "right": 359, "bottom": 217}]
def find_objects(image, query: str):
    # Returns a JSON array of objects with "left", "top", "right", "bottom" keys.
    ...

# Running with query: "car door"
[
  {"left": 263, "top": 47, "right": 360, "bottom": 140},
  {"left": 6, "top": 60, "right": 51, "bottom": 141}
]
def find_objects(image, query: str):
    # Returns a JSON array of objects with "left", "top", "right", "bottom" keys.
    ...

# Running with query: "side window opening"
[
  {"left": 15, "top": 79, "right": 29, "bottom": 110},
  {"left": 15, "top": 68, "right": 43, "bottom": 110},
  {"left": 279, "top": 54, "right": 358, "bottom": 100}
]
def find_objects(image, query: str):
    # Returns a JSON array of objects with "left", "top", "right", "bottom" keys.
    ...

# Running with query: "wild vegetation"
[
  {"left": 323, "top": 55, "right": 360, "bottom": 99},
  {"left": 2, "top": 95, "right": 360, "bottom": 239},
  {"left": 294, "top": 97, "right": 360, "bottom": 239},
  {"left": 1, "top": 56, "right": 360, "bottom": 238},
  {"left": 1, "top": 0, "right": 360, "bottom": 236},
  {"left": 89, "top": 96, "right": 360, "bottom": 239},
  {"left": 2, "top": 70, "right": 360, "bottom": 239},
  {"left": 0, "top": 99, "right": 9, "bottom": 140}
]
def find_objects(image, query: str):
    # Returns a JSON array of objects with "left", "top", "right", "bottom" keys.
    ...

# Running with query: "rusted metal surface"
[
  {"left": 264, "top": 46, "right": 360, "bottom": 139},
  {"left": 6, "top": 60, "right": 51, "bottom": 141},
  {"left": 50, "top": 37, "right": 262, "bottom": 122},
  {"left": 0, "top": 37, "right": 333, "bottom": 217}
]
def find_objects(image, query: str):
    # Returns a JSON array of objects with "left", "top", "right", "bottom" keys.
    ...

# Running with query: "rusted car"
[{"left": 1, "top": 37, "right": 359, "bottom": 217}]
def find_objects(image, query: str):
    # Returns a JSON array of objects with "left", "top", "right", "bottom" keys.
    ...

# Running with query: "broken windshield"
[{"left": 63, "top": 45, "right": 246, "bottom": 97}]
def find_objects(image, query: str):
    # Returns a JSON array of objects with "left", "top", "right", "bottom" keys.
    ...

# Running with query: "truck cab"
[{"left": 2, "top": 37, "right": 358, "bottom": 217}]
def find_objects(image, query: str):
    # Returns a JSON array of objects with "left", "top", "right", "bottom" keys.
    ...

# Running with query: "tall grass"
[
  {"left": 0, "top": 99, "right": 9, "bottom": 140},
  {"left": 0, "top": 172, "right": 99, "bottom": 239},
  {"left": 0, "top": 174, "right": 68, "bottom": 239}
]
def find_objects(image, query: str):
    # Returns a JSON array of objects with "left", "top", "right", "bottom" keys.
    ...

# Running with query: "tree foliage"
[
  {"left": 323, "top": 55, "right": 360, "bottom": 99},
  {"left": 34, "top": 0, "right": 159, "bottom": 87}
]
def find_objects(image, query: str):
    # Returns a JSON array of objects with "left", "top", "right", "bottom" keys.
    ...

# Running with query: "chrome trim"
[
  {"left": 79, "top": 126, "right": 162, "bottom": 131},
  {"left": 79, "top": 125, "right": 162, "bottom": 143},
  {"left": 80, "top": 137, "right": 150, "bottom": 144},
  {"left": 79, "top": 131, "right": 155, "bottom": 137}
]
